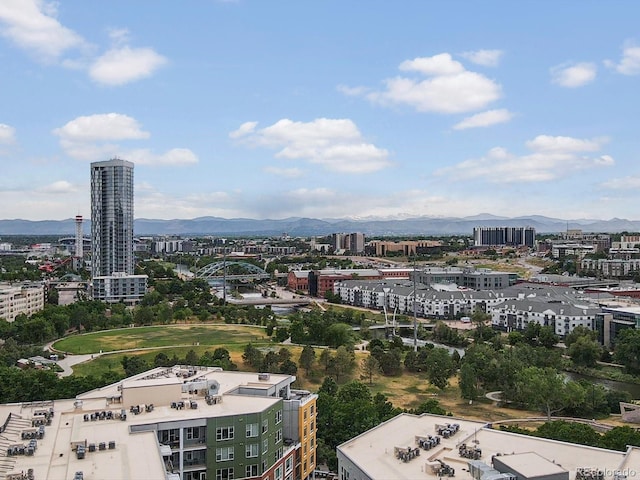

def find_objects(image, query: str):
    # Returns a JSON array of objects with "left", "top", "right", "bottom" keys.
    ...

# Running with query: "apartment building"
[
  {"left": 333, "top": 280, "right": 508, "bottom": 319},
  {"left": 411, "top": 267, "right": 517, "bottom": 290},
  {"left": 472, "top": 226, "right": 536, "bottom": 248},
  {"left": 0, "top": 281, "right": 45, "bottom": 322},
  {"left": 0, "top": 366, "right": 316, "bottom": 480},
  {"left": 90, "top": 158, "right": 147, "bottom": 305},
  {"left": 490, "top": 299, "right": 599, "bottom": 338},
  {"left": 367, "top": 240, "right": 443, "bottom": 257}
]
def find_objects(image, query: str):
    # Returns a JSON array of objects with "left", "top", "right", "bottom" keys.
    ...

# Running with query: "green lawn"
[{"left": 53, "top": 324, "right": 269, "bottom": 354}]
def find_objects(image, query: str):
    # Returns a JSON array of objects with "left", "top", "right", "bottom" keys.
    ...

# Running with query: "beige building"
[{"left": 0, "top": 281, "right": 45, "bottom": 322}]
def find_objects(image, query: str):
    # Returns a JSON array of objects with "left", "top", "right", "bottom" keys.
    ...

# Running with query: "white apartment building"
[
  {"left": 491, "top": 299, "right": 599, "bottom": 338},
  {"left": 0, "top": 282, "right": 45, "bottom": 322}
]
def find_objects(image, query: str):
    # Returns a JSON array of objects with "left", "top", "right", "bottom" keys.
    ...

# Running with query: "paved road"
[{"left": 56, "top": 353, "right": 100, "bottom": 377}]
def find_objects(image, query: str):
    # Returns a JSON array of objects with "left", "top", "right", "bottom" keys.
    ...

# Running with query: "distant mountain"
[{"left": 2, "top": 215, "right": 640, "bottom": 237}]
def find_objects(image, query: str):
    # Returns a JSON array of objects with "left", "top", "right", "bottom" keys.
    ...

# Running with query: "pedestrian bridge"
[{"left": 195, "top": 261, "right": 270, "bottom": 281}]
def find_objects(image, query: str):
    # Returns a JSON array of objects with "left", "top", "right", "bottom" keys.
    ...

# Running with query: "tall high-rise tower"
[
  {"left": 74, "top": 215, "right": 84, "bottom": 259},
  {"left": 90, "top": 158, "right": 135, "bottom": 278}
]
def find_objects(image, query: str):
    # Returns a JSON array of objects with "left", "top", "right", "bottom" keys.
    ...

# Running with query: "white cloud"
[
  {"left": 524, "top": 135, "right": 605, "bottom": 153},
  {"left": 229, "top": 121, "right": 258, "bottom": 139},
  {"left": 361, "top": 53, "right": 502, "bottom": 114},
  {"left": 600, "top": 175, "right": 640, "bottom": 190},
  {"left": 0, "top": 0, "right": 85, "bottom": 61},
  {"left": 460, "top": 49, "right": 503, "bottom": 67},
  {"left": 605, "top": 44, "right": 640, "bottom": 75},
  {"left": 264, "top": 166, "right": 304, "bottom": 178},
  {"left": 551, "top": 62, "right": 596, "bottom": 87},
  {"left": 126, "top": 148, "right": 199, "bottom": 166},
  {"left": 0, "top": 124, "right": 16, "bottom": 144},
  {"left": 107, "top": 27, "right": 130, "bottom": 46},
  {"left": 230, "top": 118, "right": 391, "bottom": 173},
  {"left": 400, "top": 54, "right": 465, "bottom": 75},
  {"left": 53, "top": 113, "right": 197, "bottom": 166},
  {"left": 38, "top": 180, "right": 76, "bottom": 194},
  {"left": 336, "top": 85, "right": 370, "bottom": 96},
  {"left": 453, "top": 109, "right": 513, "bottom": 130},
  {"left": 89, "top": 46, "right": 167, "bottom": 86},
  {"left": 437, "top": 135, "right": 613, "bottom": 183},
  {"left": 53, "top": 113, "right": 150, "bottom": 143}
]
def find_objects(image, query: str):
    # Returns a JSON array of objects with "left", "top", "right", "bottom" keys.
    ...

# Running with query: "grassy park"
[
  {"left": 54, "top": 323, "right": 539, "bottom": 421},
  {"left": 52, "top": 324, "right": 269, "bottom": 354}
]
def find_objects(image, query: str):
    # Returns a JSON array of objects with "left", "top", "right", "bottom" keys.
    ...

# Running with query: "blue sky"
[{"left": 1, "top": 1, "right": 639, "bottom": 222}]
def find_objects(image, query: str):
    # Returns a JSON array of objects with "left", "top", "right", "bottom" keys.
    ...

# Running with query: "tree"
[
  {"left": 564, "top": 325, "right": 597, "bottom": 348},
  {"left": 516, "top": 367, "right": 570, "bottom": 420},
  {"left": 330, "top": 346, "right": 355, "bottom": 383},
  {"left": 185, "top": 349, "right": 199, "bottom": 365},
  {"left": 319, "top": 349, "right": 333, "bottom": 372},
  {"left": 425, "top": 347, "right": 455, "bottom": 389},
  {"left": 411, "top": 398, "right": 448, "bottom": 416},
  {"left": 471, "top": 308, "right": 493, "bottom": 343},
  {"left": 569, "top": 336, "right": 602, "bottom": 367},
  {"left": 459, "top": 362, "right": 480, "bottom": 401},
  {"left": 121, "top": 356, "right": 150, "bottom": 377},
  {"left": 325, "top": 322, "right": 353, "bottom": 348},
  {"left": 242, "top": 343, "right": 264, "bottom": 370},
  {"left": 280, "top": 359, "right": 298, "bottom": 375},
  {"left": 299, "top": 345, "right": 316, "bottom": 374},
  {"left": 614, "top": 328, "right": 640, "bottom": 374},
  {"left": 360, "top": 355, "right": 380, "bottom": 385}
]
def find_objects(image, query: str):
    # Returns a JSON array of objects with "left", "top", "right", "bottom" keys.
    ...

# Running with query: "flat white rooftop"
[{"left": 338, "top": 413, "right": 637, "bottom": 480}]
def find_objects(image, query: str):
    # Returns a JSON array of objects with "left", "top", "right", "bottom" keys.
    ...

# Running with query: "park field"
[
  {"left": 56, "top": 324, "right": 540, "bottom": 420},
  {"left": 52, "top": 324, "right": 269, "bottom": 355}
]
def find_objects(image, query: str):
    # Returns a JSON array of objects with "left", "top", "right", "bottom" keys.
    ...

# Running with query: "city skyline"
[{"left": 1, "top": 1, "right": 640, "bottom": 221}]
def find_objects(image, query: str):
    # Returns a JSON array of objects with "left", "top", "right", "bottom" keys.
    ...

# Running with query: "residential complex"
[
  {"left": 0, "top": 282, "right": 44, "bottom": 322},
  {"left": 334, "top": 276, "right": 610, "bottom": 339},
  {"left": 473, "top": 226, "right": 536, "bottom": 248},
  {"left": 337, "top": 412, "right": 640, "bottom": 480},
  {"left": 0, "top": 366, "right": 316, "bottom": 480},
  {"left": 90, "top": 158, "right": 147, "bottom": 304}
]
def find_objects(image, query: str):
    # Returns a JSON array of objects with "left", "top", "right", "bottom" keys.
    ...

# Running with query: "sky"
[{"left": 1, "top": 1, "right": 640, "bottom": 222}]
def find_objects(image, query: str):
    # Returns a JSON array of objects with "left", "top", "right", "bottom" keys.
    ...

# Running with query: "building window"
[
  {"left": 216, "top": 426, "right": 234, "bottom": 441},
  {"left": 245, "top": 465, "right": 258, "bottom": 477},
  {"left": 246, "top": 422, "right": 259, "bottom": 438},
  {"left": 275, "top": 409, "right": 282, "bottom": 424},
  {"left": 246, "top": 443, "right": 259, "bottom": 458},
  {"left": 263, "top": 438, "right": 269, "bottom": 454},
  {"left": 275, "top": 428, "right": 282, "bottom": 444},
  {"left": 275, "top": 447, "right": 283, "bottom": 461},
  {"left": 261, "top": 460, "right": 268, "bottom": 474},
  {"left": 216, "top": 468, "right": 234, "bottom": 480},
  {"left": 275, "top": 466, "right": 283, "bottom": 480},
  {"left": 216, "top": 446, "right": 234, "bottom": 462},
  {"left": 262, "top": 418, "right": 269, "bottom": 434},
  {"left": 285, "top": 456, "right": 293, "bottom": 474}
]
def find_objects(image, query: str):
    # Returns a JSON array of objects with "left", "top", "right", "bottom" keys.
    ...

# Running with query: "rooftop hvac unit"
[{"left": 258, "top": 373, "right": 271, "bottom": 381}]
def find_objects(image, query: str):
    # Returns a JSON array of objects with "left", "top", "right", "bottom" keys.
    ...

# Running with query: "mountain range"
[{"left": 1, "top": 215, "right": 639, "bottom": 237}]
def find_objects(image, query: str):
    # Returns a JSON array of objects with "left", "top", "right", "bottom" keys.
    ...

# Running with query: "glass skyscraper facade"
[{"left": 90, "top": 158, "right": 135, "bottom": 278}]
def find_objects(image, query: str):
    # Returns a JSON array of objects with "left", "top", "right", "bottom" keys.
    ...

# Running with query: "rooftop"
[
  {"left": 0, "top": 366, "right": 305, "bottom": 480},
  {"left": 337, "top": 413, "right": 635, "bottom": 480}
]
